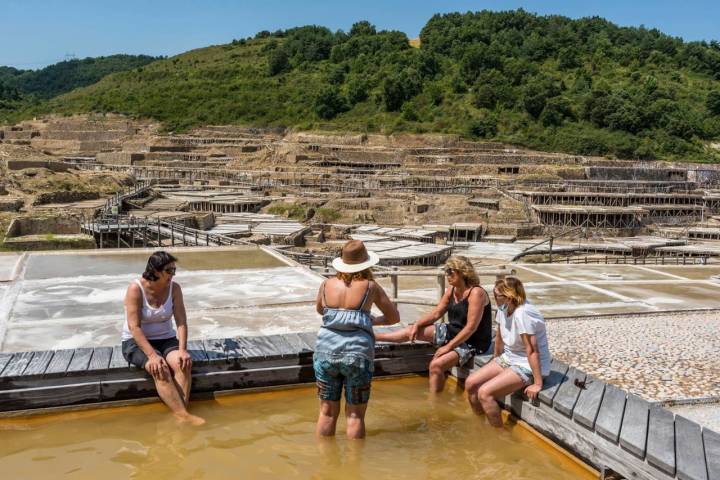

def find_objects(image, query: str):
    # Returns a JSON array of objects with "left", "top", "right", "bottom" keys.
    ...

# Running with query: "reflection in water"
[{"left": 0, "top": 377, "right": 593, "bottom": 480}]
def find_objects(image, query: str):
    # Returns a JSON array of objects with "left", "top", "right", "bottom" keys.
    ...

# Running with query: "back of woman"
[
  {"left": 313, "top": 240, "right": 399, "bottom": 440},
  {"left": 316, "top": 277, "right": 375, "bottom": 363}
]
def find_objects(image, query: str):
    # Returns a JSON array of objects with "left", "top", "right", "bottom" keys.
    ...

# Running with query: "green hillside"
[
  {"left": 5, "top": 10, "right": 720, "bottom": 161},
  {"left": 0, "top": 54, "right": 158, "bottom": 103}
]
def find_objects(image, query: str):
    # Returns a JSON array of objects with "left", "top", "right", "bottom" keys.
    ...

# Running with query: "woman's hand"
[
  {"left": 177, "top": 349, "right": 192, "bottom": 370},
  {"left": 433, "top": 344, "right": 452, "bottom": 359},
  {"left": 409, "top": 323, "right": 420, "bottom": 343},
  {"left": 524, "top": 383, "right": 542, "bottom": 401},
  {"left": 146, "top": 354, "right": 170, "bottom": 380}
]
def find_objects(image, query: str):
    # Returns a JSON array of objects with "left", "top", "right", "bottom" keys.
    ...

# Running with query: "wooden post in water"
[
  {"left": 437, "top": 269, "right": 446, "bottom": 322},
  {"left": 391, "top": 267, "right": 398, "bottom": 305}
]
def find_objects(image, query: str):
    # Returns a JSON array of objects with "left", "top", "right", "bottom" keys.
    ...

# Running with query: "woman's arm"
[
  {"left": 371, "top": 282, "right": 400, "bottom": 325},
  {"left": 521, "top": 333, "right": 543, "bottom": 400},
  {"left": 172, "top": 283, "right": 192, "bottom": 370},
  {"left": 434, "top": 288, "right": 487, "bottom": 356},
  {"left": 493, "top": 324, "right": 503, "bottom": 358},
  {"left": 124, "top": 283, "right": 167, "bottom": 379},
  {"left": 315, "top": 280, "right": 327, "bottom": 315}
]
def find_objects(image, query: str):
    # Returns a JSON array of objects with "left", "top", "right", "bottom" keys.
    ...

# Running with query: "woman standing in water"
[
  {"left": 122, "top": 251, "right": 204, "bottom": 425},
  {"left": 375, "top": 256, "right": 492, "bottom": 392},
  {"left": 314, "top": 240, "right": 399, "bottom": 439},
  {"left": 465, "top": 277, "right": 551, "bottom": 428}
]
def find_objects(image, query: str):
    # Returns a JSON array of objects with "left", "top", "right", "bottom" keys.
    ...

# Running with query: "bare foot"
[{"left": 175, "top": 413, "right": 206, "bottom": 426}]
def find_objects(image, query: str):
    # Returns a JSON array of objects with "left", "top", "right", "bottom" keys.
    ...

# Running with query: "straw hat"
[{"left": 332, "top": 240, "right": 379, "bottom": 273}]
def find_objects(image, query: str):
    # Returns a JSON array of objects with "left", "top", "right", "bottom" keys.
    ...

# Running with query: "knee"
[
  {"left": 167, "top": 357, "right": 182, "bottom": 372},
  {"left": 477, "top": 386, "right": 494, "bottom": 403},
  {"left": 428, "top": 359, "right": 446, "bottom": 376}
]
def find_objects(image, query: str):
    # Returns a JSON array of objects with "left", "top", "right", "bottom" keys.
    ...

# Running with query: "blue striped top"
[{"left": 314, "top": 282, "right": 375, "bottom": 368}]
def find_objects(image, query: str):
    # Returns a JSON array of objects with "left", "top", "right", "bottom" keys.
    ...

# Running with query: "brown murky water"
[{"left": 0, "top": 377, "right": 593, "bottom": 480}]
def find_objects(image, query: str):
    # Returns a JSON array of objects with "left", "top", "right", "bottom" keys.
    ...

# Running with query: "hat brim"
[{"left": 332, "top": 251, "right": 380, "bottom": 273}]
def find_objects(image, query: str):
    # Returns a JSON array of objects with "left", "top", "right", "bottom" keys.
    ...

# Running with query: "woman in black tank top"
[{"left": 375, "top": 256, "right": 492, "bottom": 393}]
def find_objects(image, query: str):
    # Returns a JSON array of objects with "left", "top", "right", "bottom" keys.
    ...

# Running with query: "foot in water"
[{"left": 175, "top": 413, "right": 206, "bottom": 426}]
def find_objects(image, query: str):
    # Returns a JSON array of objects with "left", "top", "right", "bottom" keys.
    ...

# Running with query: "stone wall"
[
  {"left": 5, "top": 159, "right": 71, "bottom": 172},
  {"left": 6, "top": 215, "right": 81, "bottom": 237},
  {"left": 32, "top": 191, "right": 100, "bottom": 205},
  {"left": 0, "top": 198, "right": 24, "bottom": 212},
  {"left": 585, "top": 166, "right": 687, "bottom": 181},
  {"left": 96, "top": 152, "right": 145, "bottom": 165}
]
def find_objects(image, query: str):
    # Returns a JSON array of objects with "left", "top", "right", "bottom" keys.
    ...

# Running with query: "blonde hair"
[
  {"left": 494, "top": 277, "right": 526, "bottom": 306},
  {"left": 336, "top": 269, "right": 374, "bottom": 287},
  {"left": 445, "top": 256, "right": 480, "bottom": 287}
]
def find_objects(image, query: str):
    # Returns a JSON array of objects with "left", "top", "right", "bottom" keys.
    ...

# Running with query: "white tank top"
[{"left": 122, "top": 279, "right": 176, "bottom": 341}]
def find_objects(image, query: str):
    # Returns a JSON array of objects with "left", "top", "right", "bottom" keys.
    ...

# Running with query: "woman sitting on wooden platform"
[
  {"left": 122, "top": 251, "right": 204, "bottom": 425},
  {"left": 465, "top": 277, "right": 551, "bottom": 428},
  {"left": 375, "top": 256, "right": 492, "bottom": 393}
]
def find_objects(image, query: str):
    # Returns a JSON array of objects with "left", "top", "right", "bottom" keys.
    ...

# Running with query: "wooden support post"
[
  {"left": 437, "top": 271, "right": 446, "bottom": 322},
  {"left": 391, "top": 267, "right": 399, "bottom": 306}
]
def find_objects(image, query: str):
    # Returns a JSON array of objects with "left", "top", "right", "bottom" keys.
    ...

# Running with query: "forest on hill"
[
  {"left": 0, "top": 54, "right": 158, "bottom": 104},
  {"left": 2, "top": 10, "right": 720, "bottom": 162}
]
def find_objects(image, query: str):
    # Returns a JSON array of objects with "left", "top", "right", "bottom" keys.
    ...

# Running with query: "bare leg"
[
  {"left": 375, "top": 324, "right": 435, "bottom": 343},
  {"left": 476, "top": 369, "right": 526, "bottom": 428},
  {"left": 145, "top": 362, "right": 204, "bottom": 425},
  {"left": 316, "top": 400, "right": 341, "bottom": 437},
  {"left": 465, "top": 361, "right": 504, "bottom": 415},
  {"left": 166, "top": 350, "right": 192, "bottom": 405},
  {"left": 428, "top": 351, "right": 459, "bottom": 393},
  {"left": 345, "top": 403, "right": 368, "bottom": 439}
]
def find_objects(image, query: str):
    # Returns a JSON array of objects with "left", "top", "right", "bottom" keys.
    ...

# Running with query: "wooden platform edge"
[
  {"left": 467, "top": 356, "right": 713, "bottom": 480},
  {"left": 0, "top": 334, "right": 434, "bottom": 413}
]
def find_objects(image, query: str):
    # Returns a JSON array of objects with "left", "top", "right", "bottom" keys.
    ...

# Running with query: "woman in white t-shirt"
[{"left": 465, "top": 277, "right": 551, "bottom": 428}]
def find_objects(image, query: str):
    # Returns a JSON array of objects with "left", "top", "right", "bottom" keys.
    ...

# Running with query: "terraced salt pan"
[
  {"left": 2, "top": 267, "right": 321, "bottom": 352},
  {"left": 0, "top": 254, "right": 21, "bottom": 282}
]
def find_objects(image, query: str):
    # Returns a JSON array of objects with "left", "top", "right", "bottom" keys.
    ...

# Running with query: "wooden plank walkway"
[
  {"left": 0, "top": 333, "right": 434, "bottom": 412},
  {"left": 470, "top": 355, "right": 717, "bottom": 480}
]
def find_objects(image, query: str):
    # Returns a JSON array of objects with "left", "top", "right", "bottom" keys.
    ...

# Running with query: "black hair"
[{"left": 142, "top": 251, "right": 178, "bottom": 281}]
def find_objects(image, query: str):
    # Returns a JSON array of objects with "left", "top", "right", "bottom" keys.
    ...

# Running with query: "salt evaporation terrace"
[
  {"left": 0, "top": 247, "right": 325, "bottom": 353},
  {"left": 4, "top": 247, "right": 720, "bottom": 364}
]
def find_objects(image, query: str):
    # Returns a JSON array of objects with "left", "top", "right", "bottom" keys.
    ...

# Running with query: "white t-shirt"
[{"left": 495, "top": 301, "right": 551, "bottom": 377}]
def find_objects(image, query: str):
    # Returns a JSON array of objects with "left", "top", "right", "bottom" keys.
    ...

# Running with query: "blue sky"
[{"left": 1, "top": 0, "right": 718, "bottom": 69}]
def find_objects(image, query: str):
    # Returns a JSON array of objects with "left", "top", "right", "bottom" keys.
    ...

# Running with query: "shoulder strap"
[
  {"left": 165, "top": 279, "right": 174, "bottom": 307},
  {"left": 134, "top": 279, "right": 147, "bottom": 305},
  {"left": 357, "top": 281, "right": 372, "bottom": 310}
]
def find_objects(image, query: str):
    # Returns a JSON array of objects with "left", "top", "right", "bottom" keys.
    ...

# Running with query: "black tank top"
[{"left": 446, "top": 286, "right": 492, "bottom": 353}]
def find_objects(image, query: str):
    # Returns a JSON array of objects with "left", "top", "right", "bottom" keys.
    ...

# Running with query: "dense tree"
[
  {"left": 267, "top": 48, "right": 290, "bottom": 76},
  {"left": 314, "top": 85, "right": 347, "bottom": 119},
  {"left": 708, "top": 91, "right": 720, "bottom": 116}
]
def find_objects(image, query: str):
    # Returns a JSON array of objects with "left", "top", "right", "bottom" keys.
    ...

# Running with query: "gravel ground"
[{"left": 547, "top": 312, "right": 720, "bottom": 402}]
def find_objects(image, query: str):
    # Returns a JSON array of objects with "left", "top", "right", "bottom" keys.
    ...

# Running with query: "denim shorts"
[
  {"left": 495, "top": 354, "right": 534, "bottom": 386},
  {"left": 122, "top": 337, "right": 179, "bottom": 369},
  {"left": 433, "top": 322, "right": 475, "bottom": 367},
  {"left": 313, "top": 356, "right": 373, "bottom": 405}
]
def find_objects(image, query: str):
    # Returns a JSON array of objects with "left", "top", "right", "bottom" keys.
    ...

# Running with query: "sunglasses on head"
[
  {"left": 164, "top": 266, "right": 176, "bottom": 275},
  {"left": 444, "top": 268, "right": 455, "bottom": 275}
]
